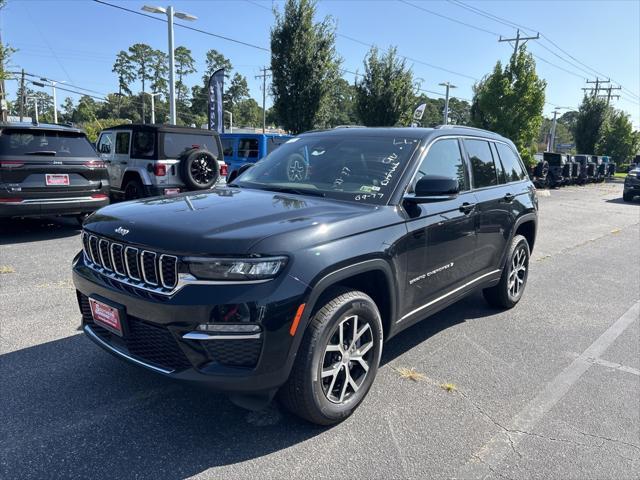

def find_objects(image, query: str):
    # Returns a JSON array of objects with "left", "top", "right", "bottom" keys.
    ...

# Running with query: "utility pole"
[
  {"left": 598, "top": 85, "right": 622, "bottom": 105},
  {"left": 582, "top": 78, "right": 610, "bottom": 97},
  {"left": 255, "top": 67, "right": 271, "bottom": 133},
  {"left": 438, "top": 81, "right": 457, "bottom": 125},
  {"left": 19, "top": 69, "right": 25, "bottom": 122},
  {"left": 499, "top": 29, "right": 540, "bottom": 57}
]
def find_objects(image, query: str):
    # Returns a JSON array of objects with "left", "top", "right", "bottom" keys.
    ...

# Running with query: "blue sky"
[{"left": 2, "top": 0, "right": 639, "bottom": 126}]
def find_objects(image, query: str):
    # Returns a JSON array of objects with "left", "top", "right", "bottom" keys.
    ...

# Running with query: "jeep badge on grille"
[{"left": 115, "top": 227, "right": 130, "bottom": 236}]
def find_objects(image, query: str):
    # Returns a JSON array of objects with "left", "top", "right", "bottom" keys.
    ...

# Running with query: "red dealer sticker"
[
  {"left": 45, "top": 174, "right": 70, "bottom": 186},
  {"left": 89, "top": 298, "right": 123, "bottom": 336}
]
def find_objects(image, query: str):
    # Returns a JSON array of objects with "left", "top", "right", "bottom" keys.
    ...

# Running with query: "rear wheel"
[
  {"left": 483, "top": 234, "right": 530, "bottom": 309},
  {"left": 123, "top": 178, "right": 144, "bottom": 201},
  {"left": 279, "top": 288, "right": 383, "bottom": 425},
  {"left": 623, "top": 191, "right": 634, "bottom": 202}
]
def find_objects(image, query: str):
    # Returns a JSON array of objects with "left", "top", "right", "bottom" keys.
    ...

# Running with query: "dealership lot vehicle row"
[{"left": 1, "top": 181, "right": 637, "bottom": 479}]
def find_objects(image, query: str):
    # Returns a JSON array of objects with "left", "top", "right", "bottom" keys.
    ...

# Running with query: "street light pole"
[
  {"left": 167, "top": 5, "right": 176, "bottom": 125},
  {"left": 142, "top": 5, "right": 197, "bottom": 126},
  {"left": 438, "top": 81, "right": 457, "bottom": 125}
]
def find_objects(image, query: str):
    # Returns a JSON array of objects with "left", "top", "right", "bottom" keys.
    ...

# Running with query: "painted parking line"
[{"left": 456, "top": 300, "right": 640, "bottom": 479}]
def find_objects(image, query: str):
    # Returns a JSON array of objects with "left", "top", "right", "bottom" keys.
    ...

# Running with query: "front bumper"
[{"left": 72, "top": 253, "right": 308, "bottom": 393}]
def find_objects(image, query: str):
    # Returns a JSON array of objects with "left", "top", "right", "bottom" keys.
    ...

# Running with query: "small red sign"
[
  {"left": 89, "top": 298, "right": 123, "bottom": 336},
  {"left": 45, "top": 174, "right": 70, "bottom": 186}
]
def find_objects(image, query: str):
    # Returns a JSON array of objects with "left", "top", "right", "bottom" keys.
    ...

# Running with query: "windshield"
[
  {"left": 162, "top": 132, "right": 220, "bottom": 159},
  {"left": 0, "top": 129, "right": 96, "bottom": 157},
  {"left": 234, "top": 134, "right": 420, "bottom": 205}
]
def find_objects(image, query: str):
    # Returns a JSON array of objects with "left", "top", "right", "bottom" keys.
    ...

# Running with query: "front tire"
[
  {"left": 279, "top": 288, "right": 383, "bottom": 425},
  {"left": 483, "top": 234, "right": 530, "bottom": 309},
  {"left": 623, "top": 191, "right": 634, "bottom": 202}
]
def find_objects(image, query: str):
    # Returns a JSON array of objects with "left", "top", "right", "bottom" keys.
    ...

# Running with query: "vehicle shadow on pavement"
[
  {"left": 381, "top": 291, "right": 494, "bottom": 366},
  {"left": 0, "top": 217, "right": 81, "bottom": 246},
  {"left": 1, "top": 294, "right": 494, "bottom": 480},
  {"left": 605, "top": 197, "right": 639, "bottom": 205}
]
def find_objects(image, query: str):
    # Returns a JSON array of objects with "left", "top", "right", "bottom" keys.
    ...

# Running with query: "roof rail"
[{"left": 435, "top": 125, "right": 488, "bottom": 133}]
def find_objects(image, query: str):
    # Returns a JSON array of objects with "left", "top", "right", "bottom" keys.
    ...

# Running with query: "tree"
[
  {"left": 235, "top": 98, "right": 263, "bottom": 127},
  {"left": 112, "top": 51, "right": 135, "bottom": 96},
  {"left": 470, "top": 46, "right": 546, "bottom": 165},
  {"left": 325, "top": 77, "right": 357, "bottom": 126},
  {"left": 574, "top": 95, "right": 610, "bottom": 154},
  {"left": 174, "top": 46, "right": 196, "bottom": 104},
  {"left": 150, "top": 49, "right": 168, "bottom": 96},
  {"left": 60, "top": 97, "right": 75, "bottom": 123},
  {"left": 598, "top": 110, "right": 637, "bottom": 162},
  {"left": 354, "top": 46, "right": 415, "bottom": 127},
  {"left": 128, "top": 43, "right": 156, "bottom": 121},
  {"left": 203, "top": 49, "right": 233, "bottom": 83},
  {"left": 270, "top": 0, "right": 340, "bottom": 133},
  {"left": 72, "top": 95, "right": 99, "bottom": 123}
]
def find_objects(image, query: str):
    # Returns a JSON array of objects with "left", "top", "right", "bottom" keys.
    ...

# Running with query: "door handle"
[
  {"left": 459, "top": 202, "right": 476, "bottom": 214},
  {"left": 120, "top": 161, "right": 127, "bottom": 165},
  {"left": 503, "top": 193, "right": 515, "bottom": 202}
]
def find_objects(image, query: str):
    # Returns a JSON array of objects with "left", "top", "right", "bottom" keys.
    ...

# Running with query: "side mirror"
[{"left": 405, "top": 175, "right": 459, "bottom": 203}]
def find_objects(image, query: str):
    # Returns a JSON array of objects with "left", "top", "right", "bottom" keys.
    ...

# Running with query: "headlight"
[{"left": 184, "top": 256, "right": 287, "bottom": 281}]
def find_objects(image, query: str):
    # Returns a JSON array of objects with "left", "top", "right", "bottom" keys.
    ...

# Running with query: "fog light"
[
  {"left": 197, "top": 324, "right": 261, "bottom": 333},
  {"left": 211, "top": 304, "right": 252, "bottom": 323}
]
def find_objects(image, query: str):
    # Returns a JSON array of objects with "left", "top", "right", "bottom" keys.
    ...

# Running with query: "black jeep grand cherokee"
[{"left": 72, "top": 126, "right": 537, "bottom": 425}]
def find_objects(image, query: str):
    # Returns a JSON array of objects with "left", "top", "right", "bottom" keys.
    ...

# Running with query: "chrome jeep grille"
[{"left": 81, "top": 231, "right": 178, "bottom": 293}]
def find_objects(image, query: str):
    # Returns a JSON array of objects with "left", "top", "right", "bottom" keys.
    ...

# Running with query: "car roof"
[
  {"left": 0, "top": 122, "right": 85, "bottom": 134},
  {"left": 220, "top": 132, "right": 291, "bottom": 138},
  {"left": 101, "top": 123, "right": 218, "bottom": 135},
  {"left": 298, "top": 125, "right": 510, "bottom": 143}
]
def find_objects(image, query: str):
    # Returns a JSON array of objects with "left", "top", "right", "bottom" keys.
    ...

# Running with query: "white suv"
[{"left": 96, "top": 124, "right": 227, "bottom": 200}]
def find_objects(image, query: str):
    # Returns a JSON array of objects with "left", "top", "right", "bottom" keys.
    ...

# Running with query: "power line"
[
  {"left": 92, "top": 0, "right": 270, "bottom": 52},
  {"left": 398, "top": 0, "right": 500, "bottom": 37},
  {"left": 446, "top": 0, "right": 639, "bottom": 100}
]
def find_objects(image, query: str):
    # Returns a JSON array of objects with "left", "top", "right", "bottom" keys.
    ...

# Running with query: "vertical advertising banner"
[{"left": 208, "top": 68, "right": 225, "bottom": 133}]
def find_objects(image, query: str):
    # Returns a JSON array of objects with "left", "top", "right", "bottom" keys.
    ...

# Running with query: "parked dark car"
[
  {"left": 96, "top": 124, "right": 227, "bottom": 200},
  {"left": 567, "top": 155, "right": 584, "bottom": 185},
  {"left": 574, "top": 154, "right": 596, "bottom": 183},
  {"left": 543, "top": 152, "right": 565, "bottom": 188},
  {"left": 0, "top": 122, "right": 109, "bottom": 221},
  {"left": 72, "top": 126, "right": 538, "bottom": 425},
  {"left": 623, "top": 166, "right": 640, "bottom": 202}
]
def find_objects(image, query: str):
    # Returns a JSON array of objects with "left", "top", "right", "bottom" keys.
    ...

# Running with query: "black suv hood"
[{"left": 85, "top": 187, "right": 398, "bottom": 255}]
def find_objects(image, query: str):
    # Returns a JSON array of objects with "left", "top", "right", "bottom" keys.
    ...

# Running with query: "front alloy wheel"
[
  {"left": 279, "top": 288, "right": 383, "bottom": 425},
  {"left": 321, "top": 315, "right": 374, "bottom": 404}
]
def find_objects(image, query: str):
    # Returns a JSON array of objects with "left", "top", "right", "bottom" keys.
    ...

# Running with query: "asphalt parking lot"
[{"left": 1, "top": 180, "right": 638, "bottom": 480}]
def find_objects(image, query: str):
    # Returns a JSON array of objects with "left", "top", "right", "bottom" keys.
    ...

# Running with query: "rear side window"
[
  {"left": 97, "top": 133, "right": 113, "bottom": 154},
  {"left": 495, "top": 143, "right": 527, "bottom": 181},
  {"left": 221, "top": 138, "right": 234, "bottom": 157},
  {"left": 238, "top": 138, "right": 258, "bottom": 158},
  {"left": 0, "top": 129, "right": 96, "bottom": 157},
  {"left": 415, "top": 138, "right": 468, "bottom": 191},
  {"left": 115, "top": 132, "right": 130, "bottom": 155},
  {"left": 132, "top": 131, "right": 156, "bottom": 158},
  {"left": 162, "top": 133, "right": 219, "bottom": 159},
  {"left": 490, "top": 143, "right": 507, "bottom": 184},
  {"left": 465, "top": 139, "right": 497, "bottom": 188}
]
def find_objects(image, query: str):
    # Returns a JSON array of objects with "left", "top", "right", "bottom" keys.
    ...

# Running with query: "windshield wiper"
[
  {"left": 260, "top": 186, "right": 326, "bottom": 197},
  {"left": 24, "top": 151, "right": 57, "bottom": 156}
]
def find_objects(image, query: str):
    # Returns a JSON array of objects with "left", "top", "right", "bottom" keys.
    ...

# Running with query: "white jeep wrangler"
[{"left": 96, "top": 124, "right": 227, "bottom": 200}]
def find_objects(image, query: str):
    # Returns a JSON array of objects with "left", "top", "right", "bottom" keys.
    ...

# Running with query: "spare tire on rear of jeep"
[{"left": 179, "top": 148, "right": 220, "bottom": 190}]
